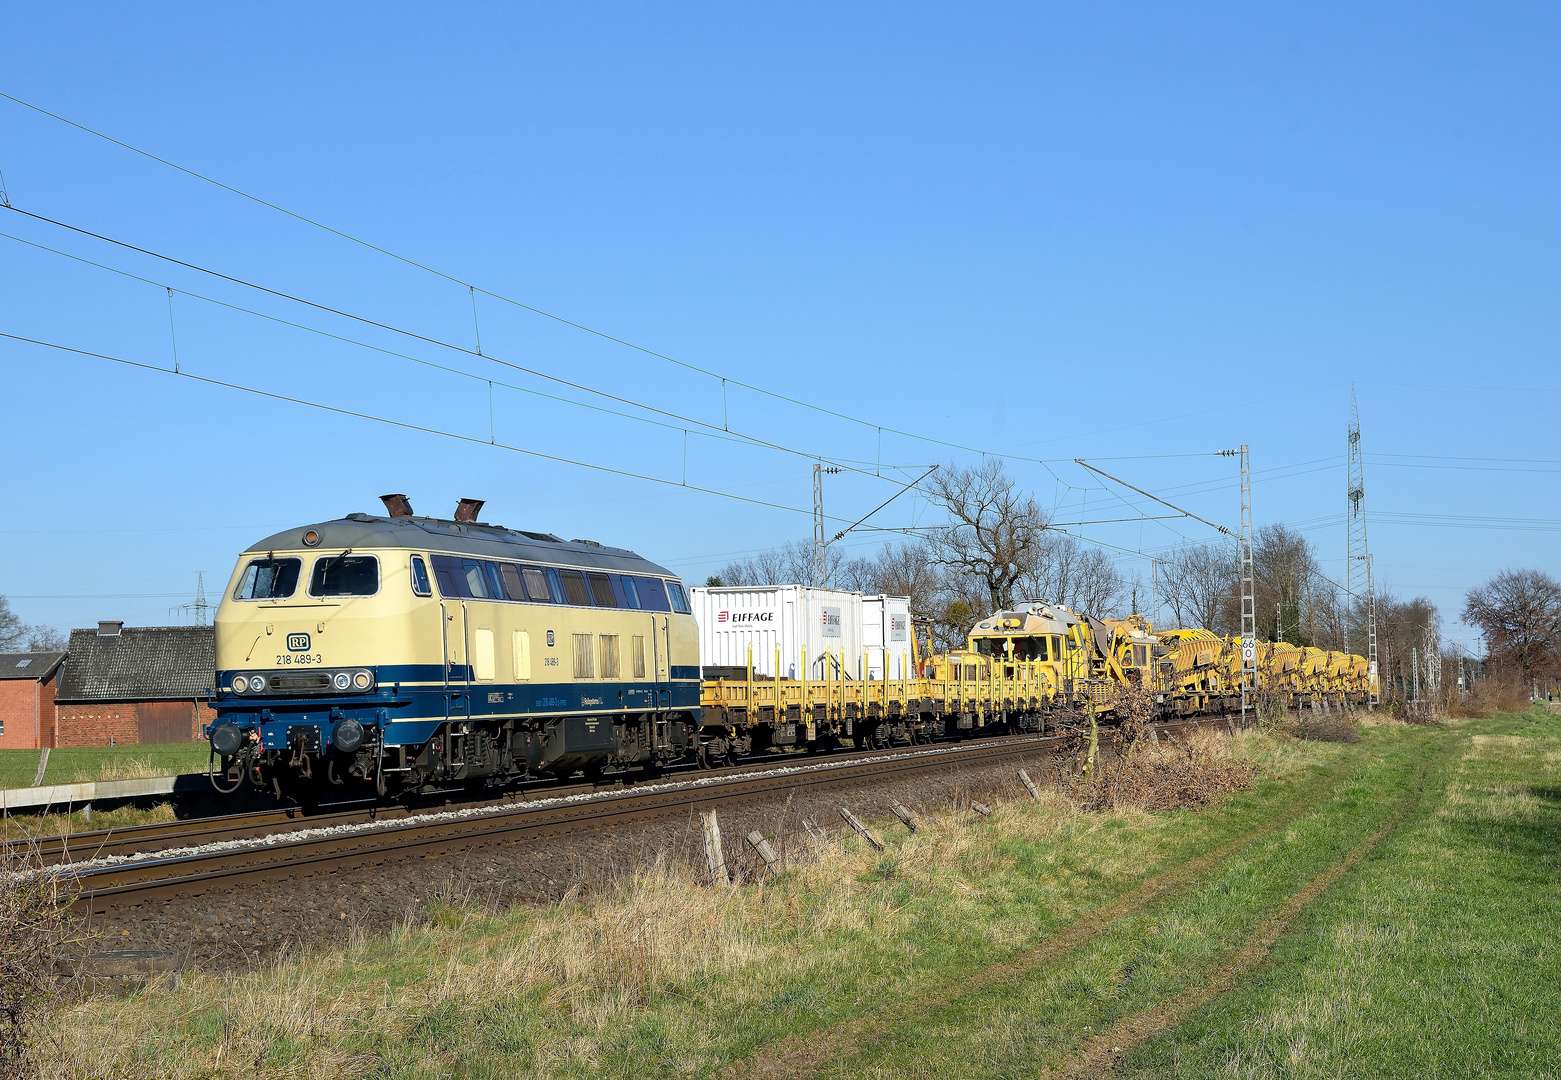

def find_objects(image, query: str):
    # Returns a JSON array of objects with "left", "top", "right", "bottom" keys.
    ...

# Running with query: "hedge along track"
[{"left": 65, "top": 717, "right": 1235, "bottom": 918}]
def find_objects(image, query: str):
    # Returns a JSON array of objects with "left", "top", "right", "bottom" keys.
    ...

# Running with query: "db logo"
[
  {"left": 718, "top": 611, "right": 729, "bottom": 623},
  {"left": 286, "top": 633, "right": 311, "bottom": 652}
]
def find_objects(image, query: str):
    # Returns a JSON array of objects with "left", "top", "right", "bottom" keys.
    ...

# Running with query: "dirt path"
[
  {"left": 1052, "top": 749, "right": 1442, "bottom": 1078},
  {"left": 725, "top": 751, "right": 1366, "bottom": 1080}
]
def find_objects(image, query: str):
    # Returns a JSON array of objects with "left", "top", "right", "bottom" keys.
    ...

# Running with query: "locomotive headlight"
[
  {"left": 333, "top": 672, "right": 352, "bottom": 691},
  {"left": 353, "top": 671, "right": 372, "bottom": 689},
  {"left": 230, "top": 676, "right": 247, "bottom": 694},
  {"left": 248, "top": 675, "right": 268, "bottom": 693}
]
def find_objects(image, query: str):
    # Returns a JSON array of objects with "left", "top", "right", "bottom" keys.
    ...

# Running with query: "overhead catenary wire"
[
  {"left": 0, "top": 207, "right": 910, "bottom": 486},
  {"left": 2, "top": 331, "right": 866, "bottom": 525},
  {"left": 0, "top": 91, "right": 1075, "bottom": 476},
  {"left": 0, "top": 229, "right": 801, "bottom": 457}
]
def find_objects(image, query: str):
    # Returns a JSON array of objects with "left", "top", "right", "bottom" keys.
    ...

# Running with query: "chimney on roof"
[
  {"left": 97, "top": 620, "right": 124, "bottom": 638},
  {"left": 454, "top": 498, "right": 485, "bottom": 523},
  {"left": 380, "top": 493, "right": 414, "bottom": 518}
]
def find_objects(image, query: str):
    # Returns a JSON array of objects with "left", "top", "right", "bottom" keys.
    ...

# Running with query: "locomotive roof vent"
[
  {"left": 380, "top": 493, "right": 414, "bottom": 518},
  {"left": 454, "top": 498, "right": 486, "bottom": 523},
  {"left": 96, "top": 620, "right": 123, "bottom": 638}
]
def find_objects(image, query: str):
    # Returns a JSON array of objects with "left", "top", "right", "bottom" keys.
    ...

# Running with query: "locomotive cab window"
[
  {"left": 234, "top": 557, "right": 301, "bottom": 600},
  {"left": 666, "top": 581, "right": 690, "bottom": 614},
  {"left": 308, "top": 555, "right": 379, "bottom": 597},
  {"left": 410, "top": 556, "right": 432, "bottom": 597}
]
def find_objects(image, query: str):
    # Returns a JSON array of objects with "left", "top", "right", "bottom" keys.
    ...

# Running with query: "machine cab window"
[{"left": 234, "top": 557, "right": 301, "bottom": 600}]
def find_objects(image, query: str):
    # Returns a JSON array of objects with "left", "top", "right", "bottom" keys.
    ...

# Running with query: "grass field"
[
  {"left": 0, "top": 743, "right": 209, "bottom": 791},
  {"left": 34, "top": 710, "right": 1560, "bottom": 1079}
]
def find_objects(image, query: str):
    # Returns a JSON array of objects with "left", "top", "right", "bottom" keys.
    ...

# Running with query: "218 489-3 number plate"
[{"left": 275, "top": 653, "right": 322, "bottom": 665}]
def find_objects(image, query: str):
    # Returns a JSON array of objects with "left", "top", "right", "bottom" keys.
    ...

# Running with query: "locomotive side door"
[
  {"left": 652, "top": 613, "right": 670, "bottom": 710},
  {"left": 440, "top": 600, "right": 471, "bottom": 722}
]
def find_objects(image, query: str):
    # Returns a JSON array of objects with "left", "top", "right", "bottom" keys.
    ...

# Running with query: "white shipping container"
[
  {"left": 690, "top": 585, "right": 864, "bottom": 681},
  {"left": 863, "top": 595, "right": 914, "bottom": 680}
]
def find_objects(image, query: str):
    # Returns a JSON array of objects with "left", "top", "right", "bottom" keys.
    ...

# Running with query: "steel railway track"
[{"left": 67, "top": 716, "right": 1232, "bottom": 917}]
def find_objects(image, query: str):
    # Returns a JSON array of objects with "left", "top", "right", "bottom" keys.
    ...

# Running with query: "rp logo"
[{"left": 287, "top": 633, "right": 311, "bottom": 652}]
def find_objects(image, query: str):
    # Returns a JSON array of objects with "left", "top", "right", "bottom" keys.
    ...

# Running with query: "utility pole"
[
  {"left": 1367, "top": 553, "right": 1379, "bottom": 706},
  {"left": 1239, "top": 444, "right": 1255, "bottom": 726},
  {"left": 1347, "top": 387, "right": 1378, "bottom": 706},
  {"left": 812, "top": 464, "right": 839, "bottom": 587}
]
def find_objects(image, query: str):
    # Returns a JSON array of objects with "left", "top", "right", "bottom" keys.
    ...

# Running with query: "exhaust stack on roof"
[
  {"left": 380, "top": 493, "right": 414, "bottom": 518},
  {"left": 454, "top": 498, "right": 485, "bottom": 523}
]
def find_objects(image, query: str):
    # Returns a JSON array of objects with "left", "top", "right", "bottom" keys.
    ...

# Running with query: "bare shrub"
[
  {"left": 1448, "top": 679, "right": 1531, "bottom": 719},
  {"left": 0, "top": 854, "right": 78, "bottom": 1078},
  {"left": 1055, "top": 685, "right": 1258, "bottom": 812}
]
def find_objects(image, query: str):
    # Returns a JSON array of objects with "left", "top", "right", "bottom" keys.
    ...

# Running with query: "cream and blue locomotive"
[{"left": 206, "top": 496, "right": 702, "bottom": 796}]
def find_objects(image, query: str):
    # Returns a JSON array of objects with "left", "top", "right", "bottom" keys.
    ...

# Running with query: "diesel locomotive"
[{"left": 206, "top": 495, "right": 704, "bottom": 798}]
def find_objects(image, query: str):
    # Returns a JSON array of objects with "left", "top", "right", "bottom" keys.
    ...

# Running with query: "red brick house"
[
  {"left": 0, "top": 651, "right": 66, "bottom": 749},
  {"left": 53, "top": 623, "right": 216, "bottom": 746}
]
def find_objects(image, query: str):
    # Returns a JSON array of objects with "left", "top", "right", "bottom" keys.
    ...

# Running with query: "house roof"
[
  {"left": 0, "top": 651, "right": 66, "bottom": 681},
  {"left": 55, "top": 626, "right": 215, "bottom": 702}
]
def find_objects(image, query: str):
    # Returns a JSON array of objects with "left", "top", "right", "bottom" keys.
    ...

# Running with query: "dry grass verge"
[
  {"left": 0, "top": 854, "right": 78, "bottom": 1080},
  {"left": 35, "top": 727, "right": 1330, "bottom": 1079}
]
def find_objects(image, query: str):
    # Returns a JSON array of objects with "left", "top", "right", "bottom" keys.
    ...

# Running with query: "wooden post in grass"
[
  {"left": 972, "top": 801, "right": 993, "bottom": 816},
  {"left": 1018, "top": 769, "right": 1040, "bottom": 800},
  {"left": 891, "top": 803, "right": 918, "bottom": 832},
  {"left": 31, "top": 747, "right": 49, "bottom": 788},
  {"left": 838, "top": 808, "right": 884, "bottom": 850},
  {"left": 701, "top": 810, "right": 730, "bottom": 886},
  {"left": 746, "top": 830, "right": 780, "bottom": 876}
]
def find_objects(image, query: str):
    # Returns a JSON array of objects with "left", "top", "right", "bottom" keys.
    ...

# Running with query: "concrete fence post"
[
  {"left": 746, "top": 830, "right": 781, "bottom": 876},
  {"left": 701, "top": 809, "right": 730, "bottom": 886},
  {"left": 838, "top": 808, "right": 884, "bottom": 851}
]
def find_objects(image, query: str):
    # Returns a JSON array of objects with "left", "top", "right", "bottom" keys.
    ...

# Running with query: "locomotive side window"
[
  {"left": 634, "top": 576, "right": 671, "bottom": 611},
  {"left": 512, "top": 630, "right": 531, "bottom": 679},
  {"left": 521, "top": 567, "right": 552, "bottom": 602},
  {"left": 559, "top": 570, "right": 591, "bottom": 606},
  {"left": 599, "top": 634, "right": 620, "bottom": 678},
  {"left": 234, "top": 557, "right": 301, "bottom": 600},
  {"left": 461, "top": 559, "right": 492, "bottom": 599},
  {"left": 620, "top": 576, "right": 642, "bottom": 609},
  {"left": 587, "top": 572, "right": 617, "bottom": 607},
  {"left": 410, "top": 556, "right": 432, "bottom": 597},
  {"left": 473, "top": 628, "right": 496, "bottom": 681},
  {"left": 499, "top": 563, "right": 526, "bottom": 601},
  {"left": 544, "top": 568, "right": 566, "bottom": 604},
  {"left": 666, "top": 581, "right": 691, "bottom": 614},
  {"left": 431, "top": 554, "right": 465, "bottom": 597},
  {"left": 308, "top": 555, "right": 379, "bottom": 597}
]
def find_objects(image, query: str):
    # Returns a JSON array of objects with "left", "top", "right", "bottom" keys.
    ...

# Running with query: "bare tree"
[
  {"left": 924, "top": 458, "right": 1049, "bottom": 612},
  {"left": 1021, "top": 533, "right": 1124, "bottom": 615},
  {"left": 1463, "top": 569, "right": 1561, "bottom": 685},
  {"left": 1158, "top": 541, "right": 1238, "bottom": 633},
  {"left": 0, "top": 596, "right": 63, "bottom": 652}
]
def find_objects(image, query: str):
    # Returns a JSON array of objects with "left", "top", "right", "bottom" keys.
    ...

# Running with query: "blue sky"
[{"left": 1, "top": 2, "right": 1556, "bottom": 647}]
